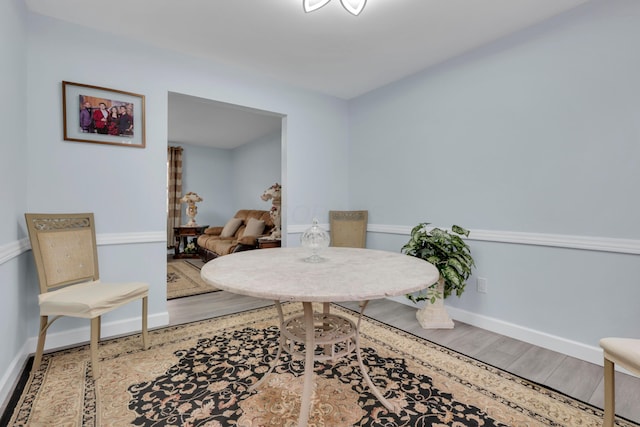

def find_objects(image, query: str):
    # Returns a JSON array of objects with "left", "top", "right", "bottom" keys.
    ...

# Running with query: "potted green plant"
[{"left": 401, "top": 222, "right": 475, "bottom": 329}]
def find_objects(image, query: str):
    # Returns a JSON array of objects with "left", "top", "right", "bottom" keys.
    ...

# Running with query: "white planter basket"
[{"left": 415, "top": 277, "right": 454, "bottom": 329}]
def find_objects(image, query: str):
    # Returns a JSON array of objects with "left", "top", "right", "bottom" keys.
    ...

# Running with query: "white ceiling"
[
  {"left": 167, "top": 93, "right": 283, "bottom": 149},
  {"left": 26, "top": 0, "right": 588, "bottom": 148}
]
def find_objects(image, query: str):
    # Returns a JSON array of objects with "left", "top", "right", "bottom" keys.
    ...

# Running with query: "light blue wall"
[
  {"left": 170, "top": 142, "right": 234, "bottom": 228},
  {"left": 232, "top": 130, "right": 282, "bottom": 211},
  {"left": 0, "top": 0, "right": 30, "bottom": 404},
  {"left": 23, "top": 7, "right": 349, "bottom": 320},
  {"left": 349, "top": 1, "right": 640, "bottom": 347},
  {"left": 350, "top": 2, "right": 640, "bottom": 236},
  {"left": 170, "top": 129, "right": 281, "bottom": 228},
  {"left": 0, "top": 8, "right": 349, "bottom": 399},
  {"left": 25, "top": 12, "right": 171, "bottom": 333},
  {"left": 0, "top": 0, "right": 28, "bottom": 241}
]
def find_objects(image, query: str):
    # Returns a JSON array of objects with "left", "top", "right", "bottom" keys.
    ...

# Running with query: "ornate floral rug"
[
  {"left": 5, "top": 304, "right": 637, "bottom": 427},
  {"left": 166, "top": 260, "right": 218, "bottom": 300}
]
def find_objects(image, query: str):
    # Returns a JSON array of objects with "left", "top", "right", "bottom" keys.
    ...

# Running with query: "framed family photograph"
[{"left": 62, "top": 81, "right": 146, "bottom": 148}]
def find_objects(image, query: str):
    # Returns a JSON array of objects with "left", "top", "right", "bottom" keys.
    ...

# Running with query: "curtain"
[{"left": 167, "top": 146, "right": 184, "bottom": 249}]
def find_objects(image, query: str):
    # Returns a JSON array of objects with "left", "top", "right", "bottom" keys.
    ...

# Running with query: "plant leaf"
[
  {"left": 451, "top": 224, "right": 470, "bottom": 237},
  {"left": 403, "top": 221, "right": 475, "bottom": 301}
]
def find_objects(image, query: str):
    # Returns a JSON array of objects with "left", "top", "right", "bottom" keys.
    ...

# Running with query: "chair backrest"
[
  {"left": 329, "top": 210, "right": 368, "bottom": 248},
  {"left": 25, "top": 213, "right": 100, "bottom": 294}
]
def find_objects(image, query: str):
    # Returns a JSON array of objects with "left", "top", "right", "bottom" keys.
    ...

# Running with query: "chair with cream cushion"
[
  {"left": 599, "top": 337, "right": 640, "bottom": 426},
  {"left": 329, "top": 210, "right": 368, "bottom": 248},
  {"left": 25, "top": 212, "right": 149, "bottom": 379}
]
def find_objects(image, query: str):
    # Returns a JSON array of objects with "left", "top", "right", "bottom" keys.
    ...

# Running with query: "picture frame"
[{"left": 62, "top": 81, "right": 146, "bottom": 148}]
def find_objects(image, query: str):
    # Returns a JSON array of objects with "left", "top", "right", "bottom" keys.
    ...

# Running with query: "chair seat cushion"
[
  {"left": 600, "top": 337, "right": 640, "bottom": 376},
  {"left": 38, "top": 280, "right": 149, "bottom": 319}
]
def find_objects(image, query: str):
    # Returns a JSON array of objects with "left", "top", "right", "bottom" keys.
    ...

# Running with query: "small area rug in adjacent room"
[
  {"left": 166, "top": 259, "right": 218, "bottom": 300},
  {"left": 5, "top": 304, "right": 638, "bottom": 427}
]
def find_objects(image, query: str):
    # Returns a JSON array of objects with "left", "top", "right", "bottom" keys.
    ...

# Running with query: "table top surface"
[{"left": 200, "top": 247, "right": 439, "bottom": 302}]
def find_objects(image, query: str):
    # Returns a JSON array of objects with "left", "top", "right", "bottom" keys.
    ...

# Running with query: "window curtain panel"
[{"left": 167, "top": 146, "right": 184, "bottom": 248}]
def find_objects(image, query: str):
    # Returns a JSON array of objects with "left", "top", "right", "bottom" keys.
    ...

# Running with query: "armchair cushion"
[
  {"left": 204, "top": 226, "right": 223, "bottom": 236},
  {"left": 242, "top": 218, "right": 265, "bottom": 238},
  {"left": 220, "top": 218, "right": 243, "bottom": 237},
  {"left": 237, "top": 235, "right": 259, "bottom": 246}
]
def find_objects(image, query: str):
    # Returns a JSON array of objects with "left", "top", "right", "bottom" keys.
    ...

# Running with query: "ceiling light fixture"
[{"left": 303, "top": 0, "right": 367, "bottom": 16}]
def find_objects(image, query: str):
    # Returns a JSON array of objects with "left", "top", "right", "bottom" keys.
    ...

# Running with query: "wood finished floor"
[{"left": 167, "top": 291, "right": 640, "bottom": 424}]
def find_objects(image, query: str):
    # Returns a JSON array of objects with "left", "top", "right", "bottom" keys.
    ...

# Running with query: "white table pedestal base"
[{"left": 251, "top": 301, "right": 399, "bottom": 427}]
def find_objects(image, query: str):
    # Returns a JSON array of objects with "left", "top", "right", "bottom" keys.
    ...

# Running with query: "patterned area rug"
[
  {"left": 166, "top": 260, "right": 218, "bottom": 299},
  {"left": 5, "top": 304, "right": 637, "bottom": 427}
]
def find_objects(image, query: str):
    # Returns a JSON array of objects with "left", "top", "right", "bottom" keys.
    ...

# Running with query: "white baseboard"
[
  {"left": 25, "top": 311, "right": 170, "bottom": 352},
  {"left": 443, "top": 302, "right": 638, "bottom": 377},
  {"left": 0, "top": 311, "right": 169, "bottom": 410},
  {"left": 445, "top": 306, "right": 604, "bottom": 366},
  {"left": 0, "top": 340, "right": 31, "bottom": 412},
  {"left": 386, "top": 296, "right": 604, "bottom": 367}
]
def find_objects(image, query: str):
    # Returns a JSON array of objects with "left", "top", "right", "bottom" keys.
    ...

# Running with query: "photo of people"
[
  {"left": 78, "top": 95, "right": 134, "bottom": 138},
  {"left": 64, "top": 81, "right": 145, "bottom": 148}
]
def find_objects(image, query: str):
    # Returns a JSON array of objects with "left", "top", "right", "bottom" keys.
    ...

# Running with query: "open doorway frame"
[{"left": 166, "top": 92, "right": 287, "bottom": 263}]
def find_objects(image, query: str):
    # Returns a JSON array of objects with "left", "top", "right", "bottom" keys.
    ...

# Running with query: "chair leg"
[
  {"left": 141, "top": 296, "right": 149, "bottom": 349},
  {"left": 32, "top": 316, "right": 48, "bottom": 373},
  {"left": 90, "top": 317, "right": 100, "bottom": 379},
  {"left": 603, "top": 357, "right": 615, "bottom": 427}
]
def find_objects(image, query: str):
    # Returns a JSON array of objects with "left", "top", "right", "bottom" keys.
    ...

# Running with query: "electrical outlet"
[{"left": 477, "top": 277, "right": 488, "bottom": 294}]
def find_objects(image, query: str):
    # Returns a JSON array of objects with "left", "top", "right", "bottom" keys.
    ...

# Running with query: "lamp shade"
[{"left": 180, "top": 192, "right": 203, "bottom": 204}]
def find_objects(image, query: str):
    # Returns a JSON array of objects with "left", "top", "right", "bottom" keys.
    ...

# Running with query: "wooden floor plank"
[
  {"left": 474, "top": 335, "right": 534, "bottom": 369},
  {"left": 506, "top": 345, "right": 567, "bottom": 384},
  {"left": 545, "top": 356, "right": 602, "bottom": 402},
  {"left": 590, "top": 370, "right": 640, "bottom": 422}
]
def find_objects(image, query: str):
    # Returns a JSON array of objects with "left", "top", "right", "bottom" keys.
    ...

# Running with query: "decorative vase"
[
  {"left": 180, "top": 192, "right": 203, "bottom": 227},
  {"left": 300, "top": 218, "right": 330, "bottom": 262},
  {"left": 269, "top": 205, "right": 282, "bottom": 239},
  {"left": 185, "top": 203, "right": 198, "bottom": 226},
  {"left": 416, "top": 277, "right": 454, "bottom": 329},
  {"left": 261, "top": 183, "right": 282, "bottom": 239}
]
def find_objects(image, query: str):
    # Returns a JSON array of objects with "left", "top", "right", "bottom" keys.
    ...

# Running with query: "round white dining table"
[{"left": 201, "top": 246, "right": 439, "bottom": 427}]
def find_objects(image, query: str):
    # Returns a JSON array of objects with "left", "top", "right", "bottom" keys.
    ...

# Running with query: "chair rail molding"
[
  {"left": 0, "top": 238, "right": 30, "bottom": 265},
  {"left": 1, "top": 231, "right": 167, "bottom": 265},
  {"left": 99, "top": 231, "right": 166, "bottom": 246},
  {"left": 5, "top": 225, "right": 639, "bottom": 265},
  {"left": 287, "top": 224, "right": 640, "bottom": 255},
  {"left": 465, "top": 228, "right": 640, "bottom": 255}
]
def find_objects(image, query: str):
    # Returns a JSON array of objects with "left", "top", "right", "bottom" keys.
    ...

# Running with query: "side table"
[
  {"left": 173, "top": 225, "right": 209, "bottom": 259},
  {"left": 257, "top": 237, "right": 281, "bottom": 249}
]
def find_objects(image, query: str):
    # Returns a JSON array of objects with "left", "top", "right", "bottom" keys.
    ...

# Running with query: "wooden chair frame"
[
  {"left": 25, "top": 213, "right": 149, "bottom": 379},
  {"left": 329, "top": 210, "right": 368, "bottom": 248},
  {"left": 600, "top": 337, "right": 640, "bottom": 426}
]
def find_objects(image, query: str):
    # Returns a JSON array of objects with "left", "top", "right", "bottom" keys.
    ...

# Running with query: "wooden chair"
[
  {"left": 599, "top": 337, "right": 640, "bottom": 426},
  {"left": 329, "top": 210, "right": 368, "bottom": 248},
  {"left": 25, "top": 213, "right": 149, "bottom": 379}
]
